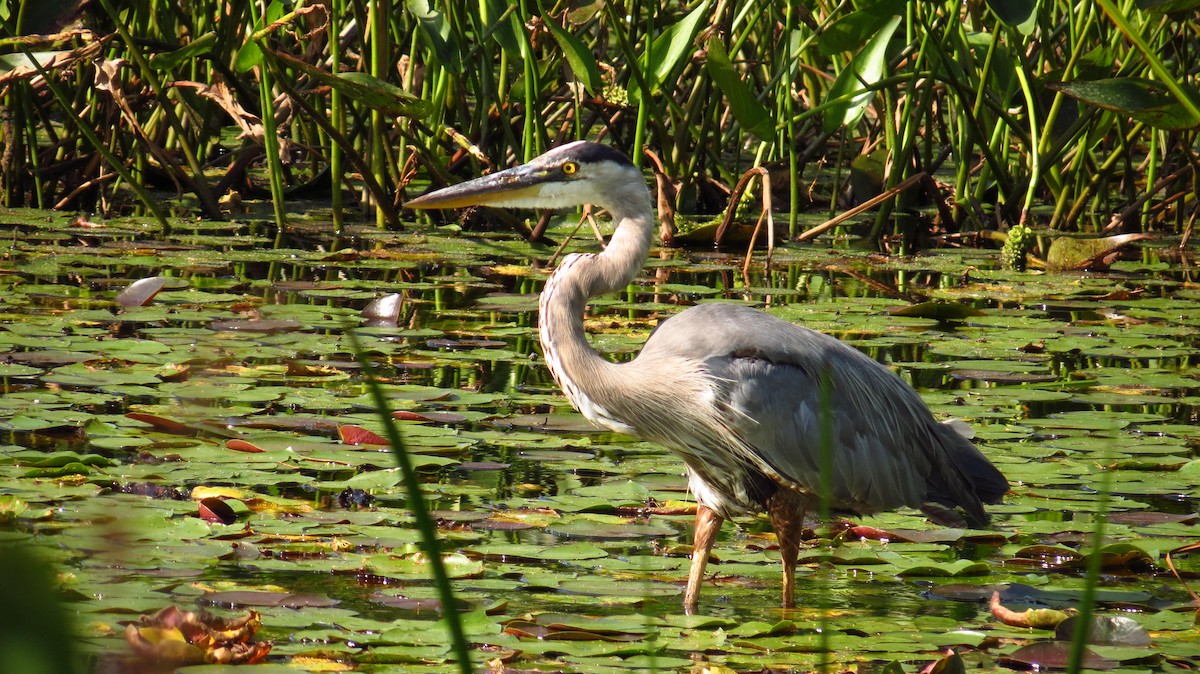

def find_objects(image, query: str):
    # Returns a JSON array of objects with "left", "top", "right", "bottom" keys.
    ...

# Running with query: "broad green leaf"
[
  {"left": 233, "top": 41, "right": 263, "bottom": 72},
  {"left": 986, "top": 0, "right": 1039, "bottom": 34},
  {"left": 0, "top": 51, "right": 70, "bottom": 75},
  {"left": 1050, "top": 78, "right": 1200, "bottom": 130},
  {"left": 406, "top": 0, "right": 462, "bottom": 73},
  {"left": 823, "top": 14, "right": 901, "bottom": 133},
  {"left": 704, "top": 36, "right": 774, "bottom": 140},
  {"left": 149, "top": 32, "right": 217, "bottom": 71},
  {"left": 265, "top": 0, "right": 285, "bottom": 23},
  {"left": 1138, "top": 0, "right": 1200, "bottom": 11},
  {"left": 818, "top": 0, "right": 907, "bottom": 55},
  {"left": 337, "top": 73, "right": 431, "bottom": 116},
  {"left": 481, "top": 0, "right": 522, "bottom": 56},
  {"left": 235, "top": 0, "right": 283, "bottom": 72},
  {"left": 261, "top": 46, "right": 430, "bottom": 117},
  {"left": 543, "top": 16, "right": 603, "bottom": 94},
  {"left": 631, "top": 0, "right": 710, "bottom": 102}
]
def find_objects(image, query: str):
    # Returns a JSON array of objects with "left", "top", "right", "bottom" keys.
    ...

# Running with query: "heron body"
[{"left": 407, "top": 141, "right": 1008, "bottom": 611}]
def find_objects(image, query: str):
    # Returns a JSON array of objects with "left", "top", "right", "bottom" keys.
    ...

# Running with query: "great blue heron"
[{"left": 406, "top": 141, "right": 1008, "bottom": 612}]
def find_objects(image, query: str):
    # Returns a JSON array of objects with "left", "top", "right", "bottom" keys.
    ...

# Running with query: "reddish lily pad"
[
  {"left": 1000, "top": 641, "right": 1117, "bottom": 670},
  {"left": 199, "top": 591, "right": 339, "bottom": 608},
  {"left": 209, "top": 319, "right": 302, "bottom": 333},
  {"left": 338, "top": 425, "right": 389, "bottom": 445}
]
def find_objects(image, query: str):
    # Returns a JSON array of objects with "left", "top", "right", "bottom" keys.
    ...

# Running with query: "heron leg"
[
  {"left": 683, "top": 505, "right": 724, "bottom": 614},
  {"left": 767, "top": 489, "right": 809, "bottom": 609}
]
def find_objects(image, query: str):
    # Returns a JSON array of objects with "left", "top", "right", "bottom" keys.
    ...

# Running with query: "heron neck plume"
[{"left": 538, "top": 186, "right": 654, "bottom": 428}]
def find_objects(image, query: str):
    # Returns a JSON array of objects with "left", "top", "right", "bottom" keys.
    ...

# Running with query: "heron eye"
[{"left": 562, "top": 161, "right": 579, "bottom": 175}]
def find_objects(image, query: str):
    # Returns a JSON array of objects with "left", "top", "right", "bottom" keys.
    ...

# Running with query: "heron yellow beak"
[{"left": 405, "top": 164, "right": 552, "bottom": 210}]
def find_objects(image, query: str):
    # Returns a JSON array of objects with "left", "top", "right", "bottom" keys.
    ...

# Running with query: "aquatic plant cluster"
[{"left": 2, "top": 1, "right": 1199, "bottom": 244}]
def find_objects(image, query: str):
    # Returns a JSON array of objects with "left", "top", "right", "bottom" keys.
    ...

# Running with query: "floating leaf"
[
  {"left": 198, "top": 497, "right": 239, "bottom": 525},
  {"left": 338, "top": 425, "right": 389, "bottom": 446},
  {"left": 1045, "top": 233, "right": 1153, "bottom": 271},
  {"left": 125, "top": 605, "right": 271, "bottom": 665},
  {"left": 888, "top": 300, "right": 986, "bottom": 320},
  {"left": 990, "top": 591, "right": 1073, "bottom": 629},
  {"left": 200, "top": 592, "right": 338, "bottom": 609},
  {"left": 1055, "top": 615, "right": 1152, "bottom": 646},
  {"left": 1000, "top": 641, "right": 1117, "bottom": 670},
  {"left": 126, "top": 412, "right": 200, "bottom": 436}
]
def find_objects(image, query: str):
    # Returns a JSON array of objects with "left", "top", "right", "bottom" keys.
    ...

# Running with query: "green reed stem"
[
  {"left": 97, "top": 0, "right": 221, "bottom": 219},
  {"left": 1066, "top": 456, "right": 1113, "bottom": 674},
  {"left": 21, "top": 48, "right": 171, "bottom": 232},
  {"left": 329, "top": 0, "right": 346, "bottom": 245},
  {"left": 347, "top": 328, "right": 473, "bottom": 674},
  {"left": 246, "top": 1, "right": 288, "bottom": 245}
]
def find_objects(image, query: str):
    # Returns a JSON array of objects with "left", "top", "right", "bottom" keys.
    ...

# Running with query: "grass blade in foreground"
[{"left": 346, "top": 328, "right": 473, "bottom": 674}]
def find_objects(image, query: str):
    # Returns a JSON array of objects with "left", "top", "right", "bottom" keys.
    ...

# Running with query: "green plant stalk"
[
  {"left": 1141, "top": 130, "right": 1158, "bottom": 232},
  {"left": 602, "top": 0, "right": 652, "bottom": 168},
  {"left": 1012, "top": 54, "right": 1040, "bottom": 224},
  {"left": 1065, "top": 122, "right": 1145, "bottom": 223},
  {"left": 496, "top": 46, "right": 514, "bottom": 149},
  {"left": 876, "top": 26, "right": 934, "bottom": 244},
  {"left": 264, "top": 59, "right": 401, "bottom": 229},
  {"left": 463, "top": 6, "right": 494, "bottom": 148},
  {"left": 2, "top": 91, "right": 14, "bottom": 206},
  {"left": 330, "top": 0, "right": 346, "bottom": 244},
  {"left": 828, "top": 128, "right": 847, "bottom": 219},
  {"left": 22, "top": 49, "right": 171, "bottom": 231},
  {"left": 912, "top": 12, "right": 1016, "bottom": 200},
  {"left": 1048, "top": 134, "right": 1091, "bottom": 229},
  {"left": 1036, "top": 3, "right": 1096, "bottom": 165},
  {"left": 346, "top": 329, "right": 473, "bottom": 674},
  {"left": 633, "top": 67, "right": 650, "bottom": 168},
  {"left": 727, "top": 0, "right": 767, "bottom": 58},
  {"left": 1095, "top": 0, "right": 1200, "bottom": 122},
  {"left": 1066, "top": 458, "right": 1113, "bottom": 674},
  {"left": 246, "top": 39, "right": 289, "bottom": 245},
  {"left": 514, "top": 3, "right": 539, "bottom": 160},
  {"left": 784, "top": 1, "right": 799, "bottom": 236},
  {"left": 970, "top": 22, "right": 998, "bottom": 121},
  {"left": 959, "top": 22, "right": 997, "bottom": 215},
  {"left": 875, "top": 85, "right": 900, "bottom": 247},
  {"left": 97, "top": 0, "right": 221, "bottom": 219},
  {"left": 370, "top": 0, "right": 389, "bottom": 228}
]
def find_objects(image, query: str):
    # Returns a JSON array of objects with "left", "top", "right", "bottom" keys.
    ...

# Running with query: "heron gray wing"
[
  {"left": 709, "top": 351, "right": 935, "bottom": 514},
  {"left": 641, "top": 302, "right": 994, "bottom": 519}
]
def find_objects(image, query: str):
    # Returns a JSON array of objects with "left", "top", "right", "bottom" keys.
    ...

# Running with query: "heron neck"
[{"left": 538, "top": 203, "right": 654, "bottom": 416}]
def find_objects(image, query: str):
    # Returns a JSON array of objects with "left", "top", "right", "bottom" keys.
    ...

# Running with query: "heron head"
[{"left": 405, "top": 141, "right": 644, "bottom": 213}]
